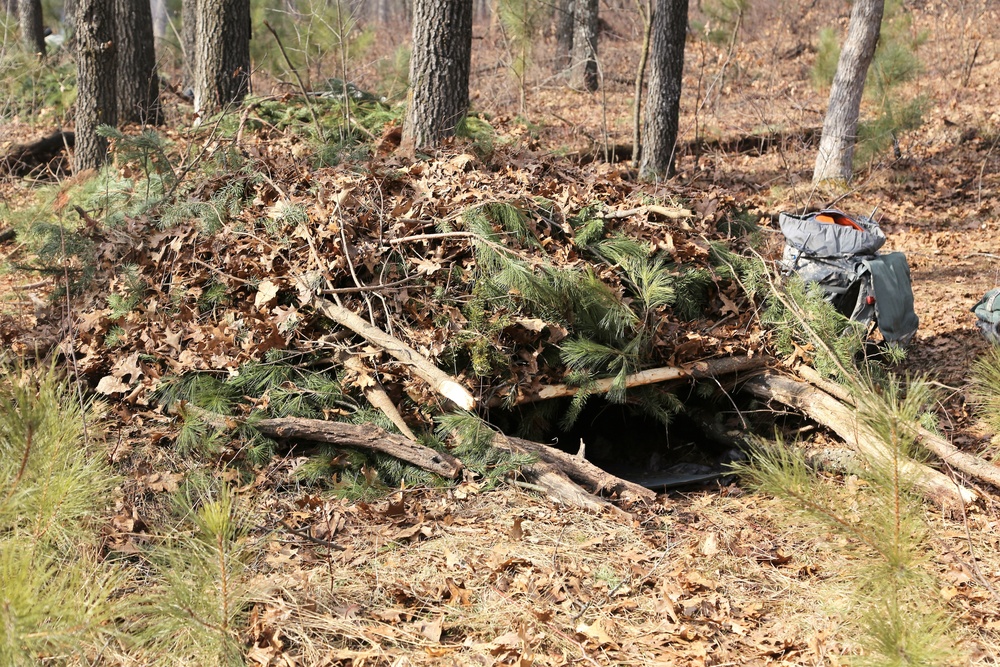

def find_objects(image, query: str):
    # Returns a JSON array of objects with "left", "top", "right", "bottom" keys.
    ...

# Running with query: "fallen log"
[
  {"left": 172, "top": 404, "right": 624, "bottom": 513},
  {"left": 173, "top": 403, "right": 462, "bottom": 479},
  {"left": 516, "top": 459, "right": 622, "bottom": 515},
  {"left": 743, "top": 372, "right": 975, "bottom": 510},
  {"left": 255, "top": 416, "right": 464, "bottom": 479},
  {"left": 0, "top": 130, "right": 74, "bottom": 176},
  {"left": 493, "top": 434, "right": 657, "bottom": 504},
  {"left": 796, "top": 365, "right": 1000, "bottom": 489},
  {"left": 517, "top": 355, "right": 768, "bottom": 405},
  {"left": 295, "top": 273, "right": 476, "bottom": 410}
]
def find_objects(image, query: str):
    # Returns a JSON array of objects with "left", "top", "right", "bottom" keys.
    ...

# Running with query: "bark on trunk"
[
  {"left": 569, "top": 0, "right": 597, "bottom": 90},
  {"left": 115, "top": 0, "right": 162, "bottom": 125},
  {"left": 193, "top": 0, "right": 251, "bottom": 117},
  {"left": 554, "top": 0, "right": 574, "bottom": 70},
  {"left": 74, "top": 0, "right": 117, "bottom": 172},
  {"left": 639, "top": 0, "right": 688, "bottom": 180},
  {"left": 402, "top": 0, "right": 473, "bottom": 148},
  {"left": 181, "top": 0, "right": 197, "bottom": 86},
  {"left": 18, "top": 0, "right": 46, "bottom": 55},
  {"left": 812, "top": 0, "right": 884, "bottom": 183},
  {"left": 61, "top": 0, "right": 76, "bottom": 43}
]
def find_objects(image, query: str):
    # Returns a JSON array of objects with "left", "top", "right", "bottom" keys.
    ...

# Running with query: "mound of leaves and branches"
[{"left": 2, "top": 99, "right": 768, "bottom": 492}]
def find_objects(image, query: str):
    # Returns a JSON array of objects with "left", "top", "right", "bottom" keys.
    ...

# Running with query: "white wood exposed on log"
[{"left": 339, "top": 352, "right": 417, "bottom": 440}]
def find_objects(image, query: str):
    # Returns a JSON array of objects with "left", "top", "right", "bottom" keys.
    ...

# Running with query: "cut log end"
[{"left": 440, "top": 380, "right": 476, "bottom": 410}]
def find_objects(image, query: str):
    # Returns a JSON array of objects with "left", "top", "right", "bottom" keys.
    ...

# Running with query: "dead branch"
[
  {"left": 516, "top": 458, "right": 622, "bottom": 515},
  {"left": 743, "top": 372, "right": 975, "bottom": 510},
  {"left": 517, "top": 355, "right": 768, "bottom": 405},
  {"left": 493, "top": 433, "right": 657, "bottom": 504},
  {"left": 173, "top": 403, "right": 462, "bottom": 479},
  {"left": 338, "top": 352, "right": 417, "bottom": 440},
  {"left": 295, "top": 274, "right": 476, "bottom": 410},
  {"left": 796, "top": 365, "right": 1000, "bottom": 490},
  {"left": 174, "top": 403, "right": 624, "bottom": 513},
  {"left": 256, "top": 417, "right": 463, "bottom": 478},
  {"left": 597, "top": 204, "right": 694, "bottom": 220}
]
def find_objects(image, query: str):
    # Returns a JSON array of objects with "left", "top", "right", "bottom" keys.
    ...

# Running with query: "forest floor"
[{"left": 3, "top": 1, "right": 1000, "bottom": 665}]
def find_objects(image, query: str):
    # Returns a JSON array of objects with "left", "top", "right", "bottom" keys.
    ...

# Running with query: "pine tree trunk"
[
  {"left": 554, "top": 0, "right": 574, "bottom": 70},
  {"left": 116, "top": 0, "right": 162, "bottom": 125},
  {"left": 639, "top": 0, "right": 688, "bottom": 180},
  {"left": 402, "top": 0, "right": 473, "bottom": 148},
  {"left": 812, "top": 0, "right": 884, "bottom": 183},
  {"left": 18, "top": 0, "right": 46, "bottom": 55},
  {"left": 569, "top": 0, "right": 597, "bottom": 90},
  {"left": 193, "top": 0, "right": 251, "bottom": 117},
  {"left": 181, "top": 0, "right": 196, "bottom": 87},
  {"left": 74, "top": 0, "right": 117, "bottom": 171}
]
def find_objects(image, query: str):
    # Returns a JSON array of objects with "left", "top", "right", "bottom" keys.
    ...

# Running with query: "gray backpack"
[
  {"left": 779, "top": 209, "right": 919, "bottom": 346},
  {"left": 972, "top": 288, "right": 1000, "bottom": 344}
]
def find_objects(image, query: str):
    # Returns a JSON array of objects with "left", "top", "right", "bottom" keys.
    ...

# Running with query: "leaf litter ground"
[{"left": 4, "top": 1, "right": 1000, "bottom": 664}]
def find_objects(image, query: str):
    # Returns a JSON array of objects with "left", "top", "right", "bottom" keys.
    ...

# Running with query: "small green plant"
[
  {"left": 692, "top": 0, "right": 748, "bottom": 46},
  {"left": 436, "top": 411, "right": 534, "bottom": 488},
  {"left": 456, "top": 115, "right": 497, "bottom": 156},
  {"left": 735, "top": 376, "right": 956, "bottom": 666},
  {"left": 762, "top": 275, "right": 868, "bottom": 381},
  {"left": 0, "top": 363, "right": 123, "bottom": 664},
  {"left": 108, "top": 264, "right": 148, "bottom": 319},
  {"left": 497, "top": 0, "right": 544, "bottom": 111},
  {"left": 969, "top": 345, "right": 1000, "bottom": 436},
  {"left": 137, "top": 481, "right": 254, "bottom": 666},
  {"left": 0, "top": 49, "right": 76, "bottom": 124}
]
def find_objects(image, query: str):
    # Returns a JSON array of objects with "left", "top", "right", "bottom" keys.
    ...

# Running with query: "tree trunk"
[
  {"left": 150, "top": 0, "right": 168, "bottom": 40},
  {"left": 402, "top": 0, "right": 473, "bottom": 149},
  {"left": 193, "top": 0, "right": 251, "bottom": 117},
  {"left": 569, "top": 0, "right": 597, "bottom": 90},
  {"left": 638, "top": 0, "right": 688, "bottom": 180},
  {"left": 115, "top": 0, "right": 162, "bottom": 125},
  {"left": 554, "top": 0, "right": 574, "bottom": 70},
  {"left": 74, "top": 0, "right": 117, "bottom": 172},
  {"left": 18, "top": 0, "right": 46, "bottom": 55},
  {"left": 181, "top": 0, "right": 196, "bottom": 87},
  {"left": 812, "top": 0, "right": 884, "bottom": 183},
  {"left": 61, "top": 0, "right": 76, "bottom": 43}
]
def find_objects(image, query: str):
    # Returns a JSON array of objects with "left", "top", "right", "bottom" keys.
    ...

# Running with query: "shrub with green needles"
[
  {"left": 0, "top": 363, "right": 123, "bottom": 664},
  {"left": 735, "top": 266, "right": 958, "bottom": 665},
  {"left": 136, "top": 482, "right": 254, "bottom": 666}
]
